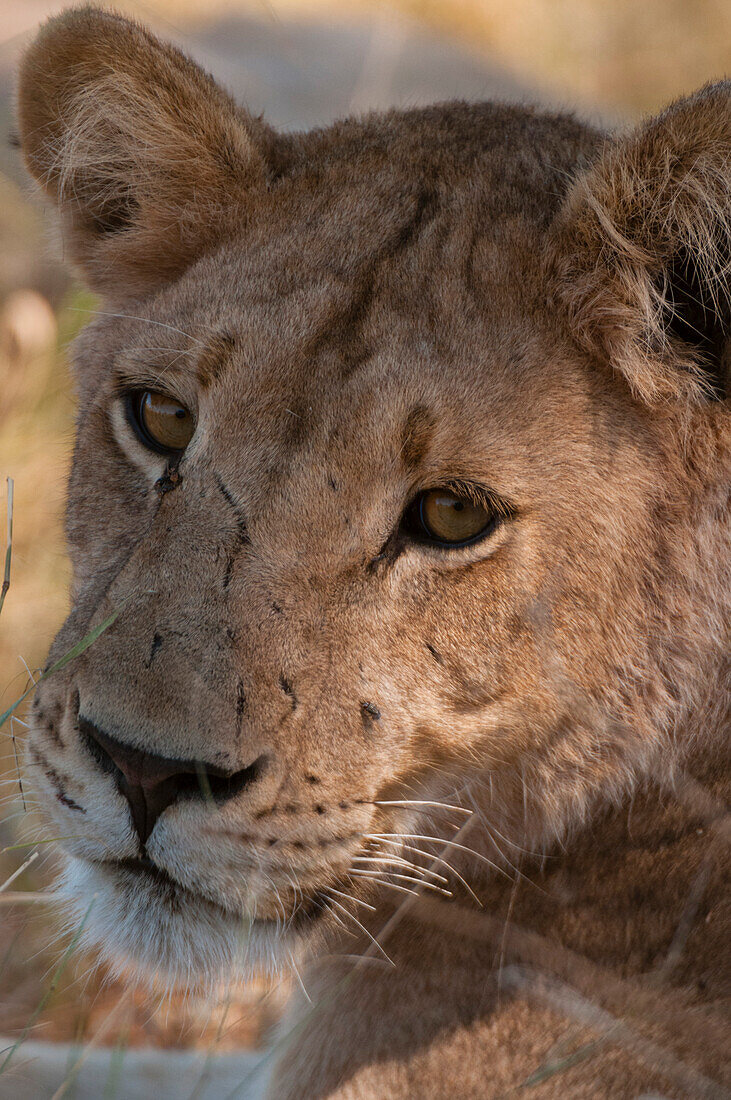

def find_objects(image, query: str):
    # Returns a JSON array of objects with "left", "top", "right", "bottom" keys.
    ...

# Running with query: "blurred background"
[{"left": 1, "top": 0, "right": 729, "bottom": 1079}]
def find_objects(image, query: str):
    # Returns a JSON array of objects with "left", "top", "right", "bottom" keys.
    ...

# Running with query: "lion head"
[{"left": 17, "top": 9, "right": 730, "bottom": 989}]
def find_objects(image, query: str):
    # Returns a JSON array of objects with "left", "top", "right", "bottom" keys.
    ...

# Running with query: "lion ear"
[
  {"left": 17, "top": 9, "right": 276, "bottom": 298},
  {"left": 551, "top": 82, "right": 731, "bottom": 403}
]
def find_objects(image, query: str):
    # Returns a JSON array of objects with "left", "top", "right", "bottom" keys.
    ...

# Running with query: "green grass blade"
[
  {"left": 0, "top": 477, "right": 13, "bottom": 616},
  {"left": 0, "top": 606, "right": 122, "bottom": 731}
]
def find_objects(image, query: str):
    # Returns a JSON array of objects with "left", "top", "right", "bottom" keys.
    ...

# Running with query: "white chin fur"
[{"left": 57, "top": 857, "right": 289, "bottom": 993}]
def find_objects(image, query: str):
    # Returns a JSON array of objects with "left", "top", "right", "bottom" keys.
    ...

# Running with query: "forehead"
[
  {"left": 114, "top": 96, "right": 598, "bottom": 390},
  {"left": 124, "top": 176, "right": 544, "bottom": 395},
  {"left": 116, "top": 225, "right": 540, "bottom": 473},
  {"left": 87, "top": 104, "right": 600, "bottom": 490}
]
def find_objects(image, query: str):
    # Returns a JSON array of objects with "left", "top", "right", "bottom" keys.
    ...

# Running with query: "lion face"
[{"left": 18, "top": 12, "right": 730, "bottom": 988}]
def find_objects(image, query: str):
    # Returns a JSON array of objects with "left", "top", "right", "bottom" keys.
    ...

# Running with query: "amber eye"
[
  {"left": 126, "top": 390, "right": 195, "bottom": 455},
  {"left": 410, "top": 488, "right": 497, "bottom": 547}
]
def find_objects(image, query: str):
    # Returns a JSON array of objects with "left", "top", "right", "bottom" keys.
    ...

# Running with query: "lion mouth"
[
  {"left": 113, "top": 856, "right": 179, "bottom": 888},
  {"left": 102, "top": 856, "right": 257, "bottom": 920},
  {"left": 102, "top": 855, "right": 238, "bottom": 916}
]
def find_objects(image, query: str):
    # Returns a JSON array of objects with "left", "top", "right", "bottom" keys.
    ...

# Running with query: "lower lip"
[
  {"left": 111, "top": 856, "right": 181, "bottom": 890},
  {"left": 104, "top": 858, "right": 327, "bottom": 930}
]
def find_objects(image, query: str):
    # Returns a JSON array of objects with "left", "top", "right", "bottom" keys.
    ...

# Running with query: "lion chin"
[{"left": 58, "top": 856, "right": 295, "bottom": 993}]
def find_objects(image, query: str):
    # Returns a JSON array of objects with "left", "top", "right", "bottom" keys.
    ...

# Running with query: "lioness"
[{"left": 17, "top": 9, "right": 729, "bottom": 1098}]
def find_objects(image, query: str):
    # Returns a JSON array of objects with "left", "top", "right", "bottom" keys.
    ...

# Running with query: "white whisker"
[
  {"left": 366, "top": 832, "right": 510, "bottom": 879},
  {"left": 371, "top": 838, "right": 483, "bottom": 906},
  {"left": 326, "top": 906, "right": 357, "bottom": 938},
  {"left": 287, "top": 949, "right": 312, "bottom": 1003},
  {"left": 327, "top": 886, "right": 376, "bottom": 912},
  {"left": 326, "top": 896, "right": 394, "bottom": 966},
  {"left": 322, "top": 953, "right": 392, "bottom": 969},
  {"left": 350, "top": 873, "right": 421, "bottom": 898},
  {"left": 349, "top": 869, "right": 453, "bottom": 897},
  {"left": 352, "top": 855, "right": 448, "bottom": 885}
]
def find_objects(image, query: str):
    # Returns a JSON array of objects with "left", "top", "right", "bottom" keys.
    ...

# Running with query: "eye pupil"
[{"left": 127, "top": 390, "right": 195, "bottom": 455}]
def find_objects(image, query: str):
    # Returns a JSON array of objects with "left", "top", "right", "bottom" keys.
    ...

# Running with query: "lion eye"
[
  {"left": 411, "top": 489, "right": 496, "bottom": 547},
  {"left": 126, "top": 390, "right": 195, "bottom": 455}
]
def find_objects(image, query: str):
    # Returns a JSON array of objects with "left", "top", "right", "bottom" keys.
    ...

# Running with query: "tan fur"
[{"left": 17, "top": 9, "right": 730, "bottom": 1097}]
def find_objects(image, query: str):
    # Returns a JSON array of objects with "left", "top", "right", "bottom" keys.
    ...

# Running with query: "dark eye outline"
[
  {"left": 401, "top": 486, "right": 503, "bottom": 549},
  {"left": 124, "top": 390, "right": 195, "bottom": 457}
]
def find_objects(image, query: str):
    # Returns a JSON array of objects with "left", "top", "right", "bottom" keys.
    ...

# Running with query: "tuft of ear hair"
[
  {"left": 17, "top": 7, "right": 279, "bottom": 298},
  {"left": 550, "top": 82, "right": 731, "bottom": 404}
]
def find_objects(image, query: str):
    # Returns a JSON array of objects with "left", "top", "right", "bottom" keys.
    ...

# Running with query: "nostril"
[
  {"left": 201, "top": 756, "right": 267, "bottom": 800},
  {"left": 80, "top": 717, "right": 120, "bottom": 779},
  {"left": 79, "top": 717, "right": 188, "bottom": 845},
  {"left": 78, "top": 716, "right": 267, "bottom": 845}
]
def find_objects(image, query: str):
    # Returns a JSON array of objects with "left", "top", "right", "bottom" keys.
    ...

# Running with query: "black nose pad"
[{"left": 78, "top": 717, "right": 266, "bottom": 845}]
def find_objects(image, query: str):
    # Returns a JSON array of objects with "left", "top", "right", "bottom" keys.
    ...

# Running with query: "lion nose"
[{"left": 78, "top": 716, "right": 266, "bottom": 845}]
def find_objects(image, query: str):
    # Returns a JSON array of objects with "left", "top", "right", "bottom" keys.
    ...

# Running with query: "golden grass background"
[{"left": 0, "top": 0, "right": 729, "bottom": 1056}]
